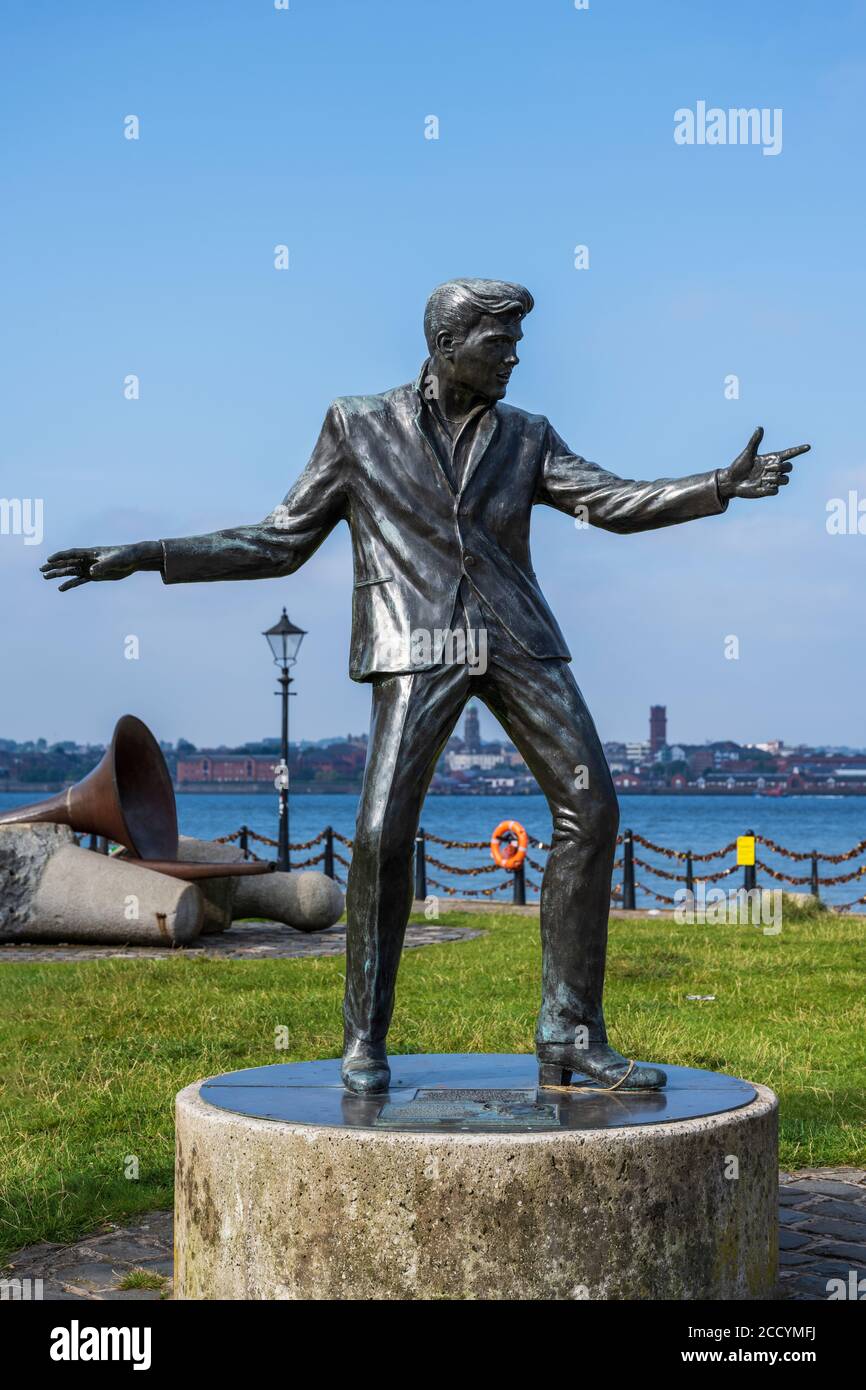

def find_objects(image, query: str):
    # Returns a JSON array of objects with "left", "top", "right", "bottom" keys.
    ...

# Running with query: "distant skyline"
[
  {"left": 2, "top": 1, "right": 865, "bottom": 748},
  {"left": 2, "top": 709, "right": 864, "bottom": 756}
]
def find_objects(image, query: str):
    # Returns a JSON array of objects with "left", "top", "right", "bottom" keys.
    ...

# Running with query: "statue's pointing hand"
[
  {"left": 40, "top": 541, "right": 162, "bottom": 592},
  {"left": 717, "top": 427, "right": 810, "bottom": 501}
]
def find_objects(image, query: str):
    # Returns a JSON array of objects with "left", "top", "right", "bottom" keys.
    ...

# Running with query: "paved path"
[
  {"left": 2, "top": 1212, "right": 174, "bottom": 1302},
  {"left": 778, "top": 1167, "right": 866, "bottom": 1300},
  {"left": 0, "top": 921, "right": 482, "bottom": 962},
  {"left": 4, "top": 1170, "right": 862, "bottom": 1301}
]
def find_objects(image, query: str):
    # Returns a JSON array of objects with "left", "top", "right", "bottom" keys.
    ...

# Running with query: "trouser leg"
[
  {"left": 479, "top": 654, "right": 619, "bottom": 1045},
  {"left": 344, "top": 661, "right": 468, "bottom": 1044}
]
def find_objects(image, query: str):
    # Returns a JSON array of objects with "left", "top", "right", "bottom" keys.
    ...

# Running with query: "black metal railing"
[{"left": 208, "top": 824, "right": 866, "bottom": 912}]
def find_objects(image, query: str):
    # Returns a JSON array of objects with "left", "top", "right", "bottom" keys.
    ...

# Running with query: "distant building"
[
  {"left": 446, "top": 751, "right": 503, "bottom": 772},
  {"left": 649, "top": 705, "right": 667, "bottom": 755},
  {"left": 441, "top": 703, "right": 524, "bottom": 773},
  {"left": 711, "top": 741, "right": 744, "bottom": 766},
  {"left": 177, "top": 754, "right": 277, "bottom": 785},
  {"left": 613, "top": 770, "right": 643, "bottom": 790},
  {"left": 625, "top": 740, "right": 650, "bottom": 762},
  {"left": 503, "top": 748, "right": 526, "bottom": 767},
  {"left": 464, "top": 704, "right": 482, "bottom": 754}
]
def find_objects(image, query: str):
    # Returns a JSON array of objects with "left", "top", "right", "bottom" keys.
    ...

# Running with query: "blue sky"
[{"left": 2, "top": 0, "right": 865, "bottom": 749}]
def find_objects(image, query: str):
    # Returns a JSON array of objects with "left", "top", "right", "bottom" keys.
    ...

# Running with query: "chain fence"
[{"left": 204, "top": 824, "right": 866, "bottom": 912}]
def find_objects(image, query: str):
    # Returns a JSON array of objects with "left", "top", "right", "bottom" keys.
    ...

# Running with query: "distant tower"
[
  {"left": 650, "top": 705, "right": 667, "bottom": 755},
  {"left": 464, "top": 703, "right": 482, "bottom": 754}
]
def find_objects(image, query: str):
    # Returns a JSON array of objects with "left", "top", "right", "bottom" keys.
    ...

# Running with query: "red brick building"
[{"left": 177, "top": 755, "right": 278, "bottom": 785}]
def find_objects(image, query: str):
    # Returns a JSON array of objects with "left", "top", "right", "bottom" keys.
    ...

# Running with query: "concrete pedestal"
[{"left": 175, "top": 1054, "right": 778, "bottom": 1301}]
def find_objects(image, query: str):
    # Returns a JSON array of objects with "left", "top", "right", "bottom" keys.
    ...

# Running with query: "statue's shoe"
[
  {"left": 537, "top": 1042, "right": 666, "bottom": 1091},
  {"left": 340, "top": 1040, "right": 391, "bottom": 1095}
]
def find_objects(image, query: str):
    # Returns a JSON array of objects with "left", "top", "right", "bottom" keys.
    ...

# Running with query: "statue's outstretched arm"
[
  {"left": 41, "top": 403, "right": 349, "bottom": 592},
  {"left": 535, "top": 422, "right": 809, "bottom": 533}
]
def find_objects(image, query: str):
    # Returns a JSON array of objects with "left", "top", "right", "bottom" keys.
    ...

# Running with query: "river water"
[{"left": 3, "top": 790, "right": 865, "bottom": 911}]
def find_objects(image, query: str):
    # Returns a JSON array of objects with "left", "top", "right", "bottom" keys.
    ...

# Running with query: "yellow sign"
[{"left": 736, "top": 836, "right": 756, "bottom": 866}]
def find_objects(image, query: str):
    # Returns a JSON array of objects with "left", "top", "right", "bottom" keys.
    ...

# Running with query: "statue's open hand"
[
  {"left": 40, "top": 541, "right": 161, "bottom": 592},
  {"left": 717, "top": 428, "right": 810, "bottom": 501}
]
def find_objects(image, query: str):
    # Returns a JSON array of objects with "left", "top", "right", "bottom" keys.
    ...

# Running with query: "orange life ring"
[{"left": 490, "top": 819, "right": 529, "bottom": 871}]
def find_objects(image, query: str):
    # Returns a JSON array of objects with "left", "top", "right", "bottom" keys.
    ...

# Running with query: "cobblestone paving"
[
  {"left": 0, "top": 921, "right": 482, "bottom": 962},
  {"left": 4, "top": 1171, "right": 863, "bottom": 1301},
  {"left": 2, "top": 1212, "right": 174, "bottom": 1302},
  {"left": 778, "top": 1168, "right": 866, "bottom": 1300}
]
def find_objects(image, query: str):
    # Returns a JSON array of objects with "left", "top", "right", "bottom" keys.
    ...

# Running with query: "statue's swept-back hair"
[{"left": 424, "top": 278, "right": 534, "bottom": 353}]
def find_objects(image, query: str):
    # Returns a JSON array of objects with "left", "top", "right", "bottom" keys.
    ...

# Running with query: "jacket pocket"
[{"left": 353, "top": 574, "right": 394, "bottom": 588}]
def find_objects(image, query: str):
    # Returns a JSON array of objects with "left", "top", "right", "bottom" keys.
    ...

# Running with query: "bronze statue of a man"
[{"left": 42, "top": 279, "right": 809, "bottom": 1094}]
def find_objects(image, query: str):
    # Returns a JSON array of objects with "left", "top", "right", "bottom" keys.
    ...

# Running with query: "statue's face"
[{"left": 438, "top": 312, "right": 523, "bottom": 402}]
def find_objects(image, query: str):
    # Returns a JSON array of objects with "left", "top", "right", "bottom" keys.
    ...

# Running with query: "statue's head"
[{"left": 424, "top": 278, "right": 534, "bottom": 403}]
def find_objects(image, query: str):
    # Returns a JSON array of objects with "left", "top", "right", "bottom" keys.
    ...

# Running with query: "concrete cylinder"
[
  {"left": 232, "top": 869, "right": 344, "bottom": 933},
  {"left": 174, "top": 836, "right": 344, "bottom": 933},
  {"left": 0, "top": 825, "right": 203, "bottom": 944},
  {"left": 175, "top": 1076, "right": 778, "bottom": 1301},
  {"left": 177, "top": 835, "right": 245, "bottom": 934}
]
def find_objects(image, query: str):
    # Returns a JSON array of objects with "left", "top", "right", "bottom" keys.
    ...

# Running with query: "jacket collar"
[{"left": 413, "top": 359, "right": 499, "bottom": 495}]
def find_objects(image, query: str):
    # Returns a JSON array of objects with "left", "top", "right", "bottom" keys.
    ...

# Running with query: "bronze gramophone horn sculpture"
[{"left": 0, "top": 714, "right": 272, "bottom": 880}]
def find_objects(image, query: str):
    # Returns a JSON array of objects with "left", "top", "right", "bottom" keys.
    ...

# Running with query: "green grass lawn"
[{"left": 1, "top": 903, "right": 863, "bottom": 1260}]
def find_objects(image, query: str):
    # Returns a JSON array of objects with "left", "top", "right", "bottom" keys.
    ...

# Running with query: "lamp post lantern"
[{"left": 263, "top": 608, "right": 306, "bottom": 870}]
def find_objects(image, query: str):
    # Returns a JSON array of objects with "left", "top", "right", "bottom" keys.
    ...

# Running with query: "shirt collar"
[{"left": 415, "top": 359, "right": 493, "bottom": 431}]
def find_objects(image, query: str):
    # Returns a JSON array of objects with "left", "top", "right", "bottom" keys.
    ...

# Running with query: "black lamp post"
[{"left": 263, "top": 608, "right": 306, "bottom": 870}]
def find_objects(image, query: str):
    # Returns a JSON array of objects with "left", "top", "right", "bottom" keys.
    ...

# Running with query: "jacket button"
[{"left": 464, "top": 553, "right": 475, "bottom": 566}]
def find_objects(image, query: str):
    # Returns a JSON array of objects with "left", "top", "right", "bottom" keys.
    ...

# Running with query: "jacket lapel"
[
  {"left": 412, "top": 402, "right": 456, "bottom": 494},
  {"left": 458, "top": 407, "right": 498, "bottom": 494}
]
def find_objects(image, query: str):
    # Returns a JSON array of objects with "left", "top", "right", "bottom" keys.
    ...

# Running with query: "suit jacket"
[{"left": 160, "top": 366, "right": 728, "bottom": 681}]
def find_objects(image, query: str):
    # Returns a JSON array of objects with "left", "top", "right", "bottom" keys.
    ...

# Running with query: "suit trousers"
[{"left": 344, "top": 583, "right": 621, "bottom": 1051}]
